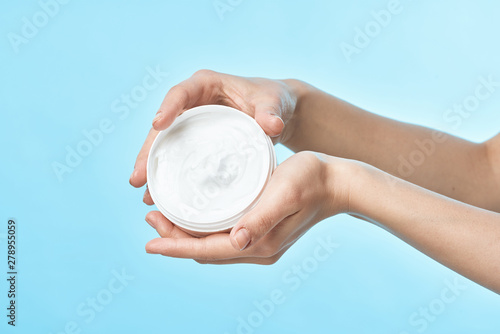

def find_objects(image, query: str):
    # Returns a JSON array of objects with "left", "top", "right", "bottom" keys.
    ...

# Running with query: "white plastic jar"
[{"left": 147, "top": 105, "right": 276, "bottom": 236}]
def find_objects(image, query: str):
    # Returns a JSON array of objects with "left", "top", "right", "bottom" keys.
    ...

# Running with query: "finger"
[
  {"left": 253, "top": 99, "right": 285, "bottom": 137},
  {"left": 130, "top": 128, "right": 158, "bottom": 188},
  {"left": 142, "top": 187, "right": 154, "bottom": 205},
  {"left": 229, "top": 179, "right": 298, "bottom": 251},
  {"left": 194, "top": 244, "right": 291, "bottom": 265},
  {"left": 145, "top": 233, "right": 261, "bottom": 261},
  {"left": 153, "top": 69, "right": 223, "bottom": 131},
  {"left": 194, "top": 255, "right": 278, "bottom": 265},
  {"left": 145, "top": 211, "right": 192, "bottom": 239}
]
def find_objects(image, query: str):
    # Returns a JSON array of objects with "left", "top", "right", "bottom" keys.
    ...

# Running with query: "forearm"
[
  {"left": 343, "top": 161, "right": 500, "bottom": 294},
  {"left": 282, "top": 79, "right": 499, "bottom": 211}
]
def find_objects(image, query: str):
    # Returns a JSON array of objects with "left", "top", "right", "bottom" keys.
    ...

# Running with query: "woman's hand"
[
  {"left": 144, "top": 151, "right": 352, "bottom": 264},
  {"left": 129, "top": 69, "right": 303, "bottom": 205}
]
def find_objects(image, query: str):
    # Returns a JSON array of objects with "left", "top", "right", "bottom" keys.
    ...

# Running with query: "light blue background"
[{"left": 1, "top": 0, "right": 499, "bottom": 333}]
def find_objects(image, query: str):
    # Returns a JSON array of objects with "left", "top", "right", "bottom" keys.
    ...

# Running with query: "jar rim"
[{"left": 147, "top": 105, "right": 276, "bottom": 234}]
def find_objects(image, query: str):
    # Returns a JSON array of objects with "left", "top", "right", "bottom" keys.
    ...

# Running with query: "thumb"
[
  {"left": 229, "top": 188, "right": 294, "bottom": 251},
  {"left": 254, "top": 102, "right": 285, "bottom": 138}
]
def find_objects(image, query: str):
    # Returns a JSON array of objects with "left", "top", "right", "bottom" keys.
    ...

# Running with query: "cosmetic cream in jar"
[{"left": 147, "top": 105, "right": 276, "bottom": 236}]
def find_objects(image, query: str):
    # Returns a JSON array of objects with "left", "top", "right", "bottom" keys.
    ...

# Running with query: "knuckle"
[
  {"left": 247, "top": 214, "right": 275, "bottom": 240},
  {"left": 257, "top": 213, "right": 274, "bottom": 229},
  {"left": 192, "top": 69, "right": 221, "bottom": 92},
  {"left": 296, "top": 150, "right": 320, "bottom": 164},
  {"left": 193, "top": 69, "right": 216, "bottom": 78}
]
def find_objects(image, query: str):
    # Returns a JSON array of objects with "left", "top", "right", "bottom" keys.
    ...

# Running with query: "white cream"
[{"left": 147, "top": 105, "right": 276, "bottom": 234}]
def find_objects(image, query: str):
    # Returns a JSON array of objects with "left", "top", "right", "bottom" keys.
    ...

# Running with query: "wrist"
[
  {"left": 323, "top": 156, "right": 375, "bottom": 216},
  {"left": 281, "top": 78, "right": 309, "bottom": 100}
]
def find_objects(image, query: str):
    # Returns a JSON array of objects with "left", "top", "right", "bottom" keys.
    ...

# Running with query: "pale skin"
[{"left": 129, "top": 70, "right": 500, "bottom": 294}]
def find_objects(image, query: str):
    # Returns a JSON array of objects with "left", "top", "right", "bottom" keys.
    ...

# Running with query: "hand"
[
  {"left": 144, "top": 151, "right": 352, "bottom": 264},
  {"left": 129, "top": 69, "right": 302, "bottom": 205}
]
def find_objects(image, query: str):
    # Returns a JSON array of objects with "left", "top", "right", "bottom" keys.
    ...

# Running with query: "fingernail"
[
  {"left": 269, "top": 114, "right": 284, "bottom": 138},
  {"left": 152, "top": 112, "right": 162, "bottom": 125},
  {"left": 266, "top": 111, "right": 283, "bottom": 122},
  {"left": 234, "top": 228, "right": 250, "bottom": 251},
  {"left": 272, "top": 114, "right": 284, "bottom": 125}
]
